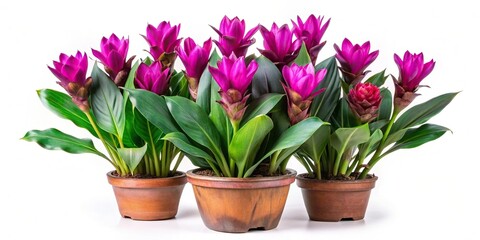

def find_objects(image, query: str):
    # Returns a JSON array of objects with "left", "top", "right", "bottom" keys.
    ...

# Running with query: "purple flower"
[
  {"left": 48, "top": 51, "right": 92, "bottom": 111},
  {"left": 143, "top": 21, "right": 182, "bottom": 68},
  {"left": 334, "top": 38, "right": 379, "bottom": 86},
  {"left": 282, "top": 63, "right": 327, "bottom": 125},
  {"left": 292, "top": 14, "right": 330, "bottom": 64},
  {"left": 92, "top": 33, "right": 135, "bottom": 87},
  {"left": 211, "top": 16, "right": 259, "bottom": 57},
  {"left": 208, "top": 54, "right": 258, "bottom": 122},
  {"left": 134, "top": 61, "right": 170, "bottom": 95},
  {"left": 348, "top": 82, "right": 382, "bottom": 123},
  {"left": 258, "top": 23, "right": 302, "bottom": 69},
  {"left": 177, "top": 37, "right": 212, "bottom": 100},
  {"left": 393, "top": 51, "right": 435, "bottom": 110}
]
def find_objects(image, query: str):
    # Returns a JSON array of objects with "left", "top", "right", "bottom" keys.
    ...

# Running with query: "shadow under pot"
[
  {"left": 107, "top": 171, "right": 187, "bottom": 221},
  {"left": 186, "top": 168, "right": 297, "bottom": 233},
  {"left": 296, "top": 173, "right": 378, "bottom": 222}
]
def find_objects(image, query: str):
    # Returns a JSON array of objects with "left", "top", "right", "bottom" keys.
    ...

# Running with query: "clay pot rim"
[
  {"left": 296, "top": 173, "right": 378, "bottom": 191},
  {"left": 107, "top": 170, "right": 187, "bottom": 188},
  {"left": 187, "top": 168, "right": 297, "bottom": 189}
]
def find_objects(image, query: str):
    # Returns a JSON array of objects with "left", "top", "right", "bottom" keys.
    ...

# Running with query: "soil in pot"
[{"left": 107, "top": 171, "right": 187, "bottom": 221}]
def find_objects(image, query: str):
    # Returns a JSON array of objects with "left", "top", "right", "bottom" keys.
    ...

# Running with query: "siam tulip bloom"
[
  {"left": 134, "top": 61, "right": 170, "bottom": 95},
  {"left": 282, "top": 63, "right": 327, "bottom": 125},
  {"left": 258, "top": 23, "right": 302, "bottom": 69},
  {"left": 291, "top": 14, "right": 330, "bottom": 64},
  {"left": 92, "top": 34, "right": 135, "bottom": 87},
  {"left": 208, "top": 54, "right": 258, "bottom": 123},
  {"left": 334, "top": 38, "right": 379, "bottom": 86},
  {"left": 211, "top": 16, "right": 259, "bottom": 57},
  {"left": 347, "top": 82, "right": 382, "bottom": 123},
  {"left": 393, "top": 51, "right": 435, "bottom": 111},
  {"left": 177, "top": 37, "right": 212, "bottom": 100},
  {"left": 48, "top": 51, "right": 92, "bottom": 111},
  {"left": 143, "top": 21, "right": 182, "bottom": 68}
]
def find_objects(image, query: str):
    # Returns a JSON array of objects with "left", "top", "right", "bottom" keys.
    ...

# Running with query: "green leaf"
[
  {"left": 311, "top": 56, "right": 341, "bottom": 121},
  {"left": 293, "top": 42, "right": 311, "bottom": 66},
  {"left": 117, "top": 144, "right": 147, "bottom": 174},
  {"left": 377, "top": 88, "right": 392, "bottom": 121},
  {"left": 392, "top": 92, "right": 458, "bottom": 133},
  {"left": 208, "top": 74, "right": 230, "bottom": 146},
  {"left": 251, "top": 56, "right": 284, "bottom": 99},
  {"left": 299, "top": 124, "right": 331, "bottom": 162},
  {"left": 124, "top": 60, "right": 139, "bottom": 90},
  {"left": 241, "top": 93, "right": 284, "bottom": 126},
  {"left": 383, "top": 128, "right": 408, "bottom": 147},
  {"left": 366, "top": 69, "right": 388, "bottom": 87},
  {"left": 385, "top": 124, "right": 450, "bottom": 155},
  {"left": 126, "top": 89, "right": 179, "bottom": 134},
  {"left": 171, "top": 72, "right": 189, "bottom": 97},
  {"left": 91, "top": 62, "right": 125, "bottom": 138},
  {"left": 165, "top": 96, "right": 222, "bottom": 155},
  {"left": 163, "top": 132, "right": 215, "bottom": 169},
  {"left": 331, "top": 97, "right": 357, "bottom": 129},
  {"left": 197, "top": 50, "right": 221, "bottom": 113},
  {"left": 330, "top": 124, "right": 370, "bottom": 156},
  {"left": 244, "top": 117, "right": 327, "bottom": 177},
  {"left": 359, "top": 129, "right": 383, "bottom": 157},
  {"left": 133, "top": 108, "right": 162, "bottom": 157},
  {"left": 229, "top": 115, "right": 274, "bottom": 176},
  {"left": 37, "top": 89, "right": 96, "bottom": 137},
  {"left": 22, "top": 128, "right": 107, "bottom": 159},
  {"left": 122, "top": 100, "right": 142, "bottom": 147}
]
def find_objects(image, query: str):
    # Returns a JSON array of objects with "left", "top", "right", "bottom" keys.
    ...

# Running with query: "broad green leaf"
[
  {"left": 293, "top": 43, "right": 311, "bottom": 66},
  {"left": 377, "top": 88, "right": 392, "bottom": 121},
  {"left": 385, "top": 124, "right": 450, "bottom": 155},
  {"left": 330, "top": 124, "right": 370, "bottom": 156},
  {"left": 163, "top": 132, "right": 215, "bottom": 169},
  {"left": 37, "top": 89, "right": 96, "bottom": 137},
  {"left": 229, "top": 115, "right": 274, "bottom": 176},
  {"left": 22, "top": 128, "right": 107, "bottom": 159},
  {"left": 170, "top": 71, "right": 189, "bottom": 97},
  {"left": 91, "top": 63, "right": 125, "bottom": 138},
  {"left": 126, "top": 89, "right": 179, "bottom": 134},
  {"left": 331, "top": 97, "right": 357, "bottom": 129},
  {"left": 383, "top": 128, "right": 408, "bottom": 147},
  {"left": 366, "top": 69, "right": 388, "bottom": 87},
  {"left": 117, "top": 144, "right": 147, "bottom": 174},
  {"left": 251, "top": 56, "right": 284, "bottom": 99},
  {"left": 299, "top": 124, "right": 331, "bottom": 162},
  {"left": 391, "top": 92, "right": 458, "bottom": 133},
  {"left": 124, "top": 60, "right": 139, "bottom": 90},
  {"left": 241, "top": 93, "right": 284, "bottom": 125},
  {"left": 133, "top": 109, "right": 162, "bottom": 155},
  {"left": 197, "top": 50, "right": 221, "bottom": 113},
  {"left": 244, "top": 117, "right": 327, "bottom": 177},
  {"left": 122, "top": 100, "right": 142, "bottom": 147},
  {"left": 208, "top": 74, "right": 230, "bottom": 147},
  {"left": 311, "top": 56, "right": 341, "bottom": 121},
  {"left": 165, "top": 96, "right": 222, "bottom": 155},
  {"left": 359, "top": 129, "right": 383, "bottom": 157}
]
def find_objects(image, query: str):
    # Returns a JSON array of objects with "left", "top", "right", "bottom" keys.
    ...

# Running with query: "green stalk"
[
  {"left": 297, "top": 155, "right": 313, "bottom": 176},
  {"left": 359, "top": 109, "right": 399, "bottom": 179},
  {"left": 269, "top": 151, "right": 281, "bottom": 174},
  {"left": 172, "top": 151, "right": 184, "bottom": 173}
]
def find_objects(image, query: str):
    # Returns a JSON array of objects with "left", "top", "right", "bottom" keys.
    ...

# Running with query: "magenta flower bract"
[
  {"left": 92, "top": 33, "right": 134, "bottom": 87},
  {"left": 393, "top": 51, "right": 435, "bottom": 110},
  {"left": 177, "top": 37, "right": 212, "bottom": 100},
  {"left": 348, "top": 82, "right": 382, "bottom": 123},
  {"left": 334, "top": 38, "right": 379, "bottom": 86},
  {"left": 48, "top": 51, "right": 92, "bottom": 111},
  {"left": 282, "top": 63, "right": 327, "bottom": 125},
  {"left": 292, "top": 14, "right": 330, "bottom": 64},
  {"left": 134, "top": 61, "right": 170, "bottom": 95},
  {"left": 211, "top": 16, "right": 259, "bottom": 57},
  {"left": 259, "top": 23, "right": 302, "bottom": 69},
  {"left": 208, "top": 54, "right": 258, "bottom": 122},
  {"left": 143, "top": 21, "right": 182, "bottom": 67}
]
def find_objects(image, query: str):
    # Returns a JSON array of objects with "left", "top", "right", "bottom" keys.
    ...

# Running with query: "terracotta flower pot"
[
  {"left": 186, "top": 168, "right": 297, "bottom": 233},
  {"left": 296, "top": 173, "right": 378, "bottom": 222},
  {"left": 107, "top": 171, "right": 187, "bottom": 221}
]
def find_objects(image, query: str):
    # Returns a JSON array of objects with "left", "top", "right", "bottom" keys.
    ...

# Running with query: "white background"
[{"left": 1, "top": 0, "right": 478, "bottom": 239}]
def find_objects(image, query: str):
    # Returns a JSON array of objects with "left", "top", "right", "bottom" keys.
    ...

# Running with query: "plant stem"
[
  {"left": 269, "top": 151, "right": 281, "bottom": 174},
  {"left": 172, "top": 151, "right": 184, "bottom": 173}
]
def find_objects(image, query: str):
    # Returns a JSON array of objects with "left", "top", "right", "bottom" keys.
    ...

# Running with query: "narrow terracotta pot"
[
  {"left": 296, "top": 173, "right": 378, "bottom": 222},
  {"left": 186, "top": 168, "right": 297, "bottom": 233},
  {"left": 107, "top": 171, "right": 187, "bottom": 221}
]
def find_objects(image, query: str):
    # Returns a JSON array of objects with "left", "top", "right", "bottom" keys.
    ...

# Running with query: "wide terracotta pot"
[
  {"left": 186, "top": 168, "right": 297, "bottom": 233},
  {"left": 107, "top": 171, "right": 187, "bottom": 221},
  {"left": 296, "top": 173, "right": 378, "bottom": 222}
]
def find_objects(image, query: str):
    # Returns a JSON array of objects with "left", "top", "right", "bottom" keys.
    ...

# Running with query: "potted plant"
[
  {"left": 293, "top": 16, "right": 458, "bottom": 221},
  {"left": 128, "top": 16, "right": 327, "bottom": 233},
  {"left": 22, "top": 22, "right": 191, "bottom": 220}
]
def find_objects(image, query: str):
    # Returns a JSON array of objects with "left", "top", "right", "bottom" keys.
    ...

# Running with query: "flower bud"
[{"left": 347, "top": 82, "right": 382, "bottom": 123}]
